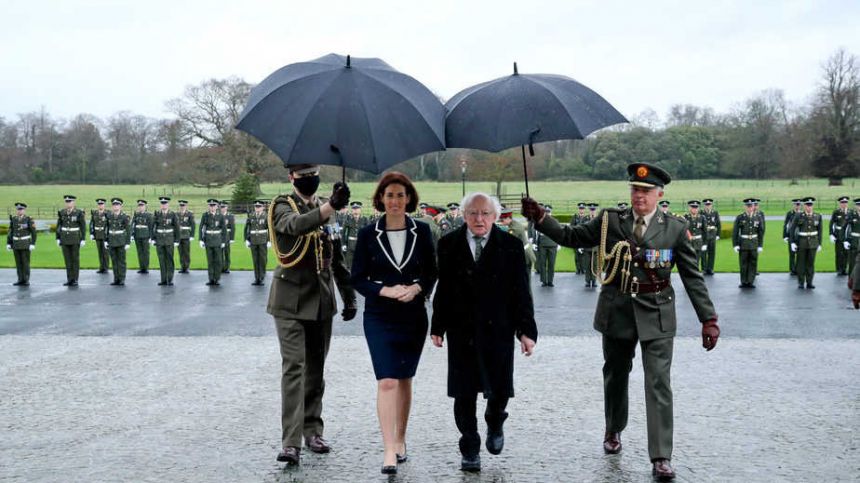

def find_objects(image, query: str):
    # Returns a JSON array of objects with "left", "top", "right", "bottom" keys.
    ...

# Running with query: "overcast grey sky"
[{"left": 2, "top": 0, "right": 858, "bottom": 123}]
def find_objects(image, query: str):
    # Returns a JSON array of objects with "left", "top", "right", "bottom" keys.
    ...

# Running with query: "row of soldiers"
[{"left": 6, "top": 196, "right": 271, "bottom": 287}]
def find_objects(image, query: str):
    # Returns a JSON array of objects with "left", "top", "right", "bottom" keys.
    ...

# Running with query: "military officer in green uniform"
[
  {"left": 414, "top": 203, "right": 442, "bottom": 246},
  {"left": 830, "top": 196, "right": 851, "bottom": 275},
  {"left": 56, "top": 195, "right": 86, "bottom": 286},
  {"left": 701, "top": 199, "right": 720, "bottom": 275},
  {"left": 132, "top": 200, "right": 154, "bottom": 274},
  {"left": 570, "top": 203, "right": 588, "bottom": 274},
  {"left": 268, "top": 164, "right": 356, "bottom": 466},
  {"left": 177, "top": 200, "right": 195, "bottom": 273},
  {"left": 152, "top": 197, "right": 180, "bottom": 286},
  {"left": 658, "top": 200, "right": 671, "bottom": 216},
  {"left": 844, "top": 198, "right": 860, "bottom": 276},
  {"left": 582, "top": 203, "right": 600, "bottom": 288},
  {"left": 522, "top": 162, "right": 719, "bottom": 481},
  {"left": 7, "top": 202, "right": 36, "bottom": 286},
  {"left": 105, "top": 198, "right": 131, "bottom": 286},
  {"left": 497, "top": 207, "right": 536, "bottom": 276},
  {"left": 732, "top": 198, "right": 765, "bottom": 288},
  {"left": 536, "top": 205, "right": 559, "bottom": 287},
  {"left": 617, "top": 202, "right": 628, "bottom": 210},
  {"left": 199, "top": 199, "right": 227, "bottom": 286},
  {"left": 790, "top": 197, "right": 823, "bottom": 289},
  {"left": 220, "top": 201, "right": 236, "bottom": 274},
  {"left": 783, "top": 199, "right": 802, "bottom": 276},
  {"left": 90, "top": 198, "right": 110, "bottom": 274},
  {"left": 446, "top": 202, "right": 465, "bottom": 230},
  {"left": 245, "top": 200, "right": 271, "bottom": 285},
  {"left": 683, "top": 200, "right": 707, "bottom": 271},
  {"left": 341, "top": 201, "right": 369, "bottom": 268}
]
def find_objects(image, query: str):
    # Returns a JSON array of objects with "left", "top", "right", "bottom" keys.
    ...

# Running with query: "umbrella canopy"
[{"left": 236, "top": 53, "right": 446, "bottom": 174}]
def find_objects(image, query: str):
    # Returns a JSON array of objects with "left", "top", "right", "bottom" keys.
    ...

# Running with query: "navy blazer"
[{"left": 350, "top": 215, "right": 438, "bottom": 313}]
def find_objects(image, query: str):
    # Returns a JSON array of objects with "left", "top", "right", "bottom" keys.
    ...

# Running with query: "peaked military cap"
[
  {"left": 178, "top": 200, "right": 188, "bottom": 205},
  {"left": 752, "top": 199, "right": 761, "bottom": 204},
  {"left": 803, "top": 197, "right": 816, "bottom": 204},
  {"left": 219, "top": 201, "right": 229, "bottom": 207},
  {"left": 545, "top": 204, "right": 553, "bottom": 212},
  {"left": 350, "top": 201, "right": 363, "bottom": 209},
  {"left": 287, "top": 163, "right": 320, "bottom": 175},
  {"left": 64, "top": 195, "right": 77, "bottom": 202},
  {"left": 447, "top": 202, "right": 460, "bottom": 210},
  {"left": 418, "top": 202, "right": 428, "bottom": 209},
  {"left": 158, "top": 197, "right": 170, "bottom": 203},
  {"left": 577, "top": 202, "right": 586, "bottom": 209},
  {"left": 137, "top": 199, "right": 147, "bottom": 205},
  {"left": 743, "top": 198, "right": 755, "bottom": 205},
  {"left": 854, "top": 198, "right": 860, "bottom": 205},
  {"left": 627, "top": 163, "right": 671, "bottom": 188},
  {"left": 207, "top": 199, "right": 219, "bottom": 205},
  {"left": 587, "top": 202, "right": 599, "bottom": 209},
  {"left": 688, "top": 200, "right": 701, "bottom": 207},
  {"left": 425, "top": 205, "right": 445, "bottom": 216},
  {"left": 838, "top": 196, "right": 850, "bottom": 202},
  {"left": 254, "top": 200, "right": 266, "bottom": 207},
  {"left": 659, "top": 200, "right": 671, "bottom": 207},
  {"left": 499, "top": 207, "right": 513, "bottom": 219},
  {"left": 702, "top": 198, "right": 713, "bottom": 204},
  {"left": 95, "top": 198, "right": 106, "bottom": 204},
  {"left": 111, "top": 198, "right": 123, "bottom": 205},
  {"left": 617, "top": 202, "right": 629, "bottom": 209},
  {"left": 792, "top": 198, "right": 802, "bottom": 204},
  {"left": 15, "top": 202, "right": 27, "bottom": 209}
]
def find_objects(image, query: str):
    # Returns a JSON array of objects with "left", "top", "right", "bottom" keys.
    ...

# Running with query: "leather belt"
[
  {"left": 629, "top": 278, "right": 670, "bottom": 296},
  {"left": 109, "top": 230, "right": 126, "bottom": 234},
  {"left": 61, "top": 227, "right": 80, "bottom": 231},
  {"left": 690, "top": 235, "right": 702, "bottom": 240},
  {"left": 13, "top": 235, "right": 31, "bottom": 240},
  {"left": 798, "top": 231, "right": 818, "bottom": 236},
  {"left": 740, "top": 234, "right": 758, "bottom": 239}
]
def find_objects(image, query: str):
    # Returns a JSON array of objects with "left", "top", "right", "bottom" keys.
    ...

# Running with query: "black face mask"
[{"left": 294, "top": 175, "right": 320, "bottom": 197}]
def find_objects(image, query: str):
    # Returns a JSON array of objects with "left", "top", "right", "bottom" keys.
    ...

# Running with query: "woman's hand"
[
  {"left": 396, "top": 284, "right": 422, "bottom": 303},
  {"left": 379, "top": 285, "right": 408, "bottom": 299}
]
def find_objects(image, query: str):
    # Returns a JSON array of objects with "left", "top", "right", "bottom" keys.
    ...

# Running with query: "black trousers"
[
  {"left": 453, "top": 394, "right": 509, "bottom": 457},
  {"left": 178, "top": 239, "right": 191, "bottom": 270}
]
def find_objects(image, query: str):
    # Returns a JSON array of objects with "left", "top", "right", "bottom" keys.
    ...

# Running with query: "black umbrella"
[
  {"left": 236, "top": 53, "right": 446, "bottom": 175},
  {"left": 445, "top": 63, "right": 628, "bottom": 196}
]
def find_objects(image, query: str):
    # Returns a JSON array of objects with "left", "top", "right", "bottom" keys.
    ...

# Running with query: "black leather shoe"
[
  {"left": 110, "top": 281, "right": 119, "bottom": 286},
  {"left": 276, "top": 446, "right": 300, "bottom": 465},
  {"left": 486, "top": 427, "right": 504, "bottom": 455},
  {"left": 305, "top": 435, "right": 331, "bottom": 454},
  {"left": 807, "top": 284, "right": 815, "bottom": 289},
  {"left": 798, "top": 284, "right": 805, "bottom": 289},
  {"left": 69, "top": 280, "right": 78, "bottom": 286},
  {"left": 396, "top": 444, "right": 408, "bottom": 463},
  {"left": 205, "top": 281, "right": 214, "bottom": 286},
  {"left": 652, "top": 459, "right": 675, "bottom": 480},
  {"left": 158, "top": 282, "right": 166, "bottom": 286},
  {"left": 168, "top": 282, "right": 174, "bottom": 286},
  {"left": 179, "top": 269, "right": 189, "bottom": 274},
  {"left": 461, "top": 454, "right": 481, "bottom": 472},
  {"left": 63, "top": 281, "right": 71, "bottom": 286},
  {"left": 381, "top": 465, "right": 397, "bottom": 475},
  {"left": 547, "top": 283, "right": 554, "bottom": 287},
  {"left": 12, "top": 282, "right": 21, "bottom": 286},
  {"left": 603, "top": 431, "right": 622, "bottom": 454}
]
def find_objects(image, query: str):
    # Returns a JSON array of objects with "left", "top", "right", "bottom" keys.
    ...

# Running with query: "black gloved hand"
[
  {"left": 521, "top": 197, "right": 545, "bottom": 222},
  {"left": 329, "top": 182, "right": 350, "bottom": 210},
  {"left": 341, "top": 301, "right": 357, "bottom": 321}
]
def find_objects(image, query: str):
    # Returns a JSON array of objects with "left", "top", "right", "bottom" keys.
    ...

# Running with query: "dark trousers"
[
  {"left": 691, "top": 240, "right": 704, "bottom": 271},
  {"left": 275, "top": 317, "right": 332, "bottom": 448},
  {"left": 603, "top": 335, "right": 674, "bottom": 461},
  {"left": 849, "top": 248, "right": 859, "bottom": 276},
  {"left": 206, "top": 246, "right": 223, "bottom": 282},
  {"left": 178, "top": 239, "right": 191, "bottom": 271},
  {"left": 95, "top": 238, "right": 110, "bottom": 271},
  {"left": 535, "top": 247, "right": 545, "bottom": 276},
  {"left": 788, "top": 243, "right": 797, "bottom": 274},
  {"left": 796, "top": 247, "right": 817, "bottom": 285},
  {"left": 156, "top": 244, "right": 175, "bottom": 283},
  {"left": 739, "top": 249, "right": 758, "bottom": 285},
  {"left": 135, "top": 238, "right": 150, "bottom": 270},
  {"left": 61, "top": 243, "right": 81, "bottom": 282},
  {"left": 584, "top": 250, "right": 596, "bottom": 284},
  {"left": 453, "top": 394, "right": 509, "bottom": 457},
  {"left": 109, "top": 246, "right": 127, "bottom": 283},
  {"left": 538, "top": 247, "right": 556, "bottom": 284},
  {"left": 14, "top": 249, "right": 30, "bottom": 283},
  {"left": 250, "top": 244, "right": 268, "bottom": 282},
  {"left": 222, "top": 242, "right": 232, "bottom": 272},
  {"left": 574, "top": 249, "right": 585, "bottom": 274},
  {"left": 702, "top": 239, "right": 717, "bottom": 273},
  {"left": 835, "top": 241, "right": 849, "bottom": 274}
]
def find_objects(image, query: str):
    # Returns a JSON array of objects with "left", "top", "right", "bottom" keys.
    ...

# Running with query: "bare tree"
[{"left": 812, "top": 48, "right": 860, "bottom": 185}]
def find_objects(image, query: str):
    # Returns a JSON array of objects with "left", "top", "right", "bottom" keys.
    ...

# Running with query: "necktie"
[
  {"left": 473, "top": 235, "right": 483, "bottom": 261},
  {"left": 634, "top": 217, "right": 645, "bottom": 244}
]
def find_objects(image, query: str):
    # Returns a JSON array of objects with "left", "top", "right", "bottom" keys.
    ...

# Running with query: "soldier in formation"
[
  {"left": 132, "top": 200, "right": 153, "bottom": 274},
  {"left": 177, "top": 200, "right": 195, "bottom": 273},
  {"left": 783, "top": 199, "right": 802, "bottom": 276},
  {"left": 683, "top": 200, "right": 706, "bottom": 271},
  {"left": 341, "top": 201, "right": 369, "bottom": 268},
  {"left": 105, "top": 198, "right": 131, "bottom": 286},
  {"left": 830, "top": 196, "right": 851, "bottom": 276},
  {"left": 582, "top": 203, "right": 599, "bottom": 288},
  {"left": 7, "top": 202, "right": 36, "bottom": 286},
  {"left": 57, "top": 195, "right": 86, "bottom": 286},
  {"left": 700, "top": 199, "right": 720, "bottom": 275},
  {"left": 845, "top": 198, "right": 860, "bottom": 276},
  {"left": 569, "top": 203, "right": 588, "bottom": 275},
  {"left": 497, "top": 207, "right": 535, "bottom": 279},
  {"left": 535, "top": 205, "right": 559, "bottom": 287},
  {"left": 152, "top": 197, "right": 180, "bottom": 286},
  {"left": 732, "top": 198, "right": 764, "bottom": 288},
  {"left": 658, "top": 200, "right": 671, "bottom": 215},
  {"left": 199, "top": 199, "right": 227, "bottom": 286},
  {"left": 90, "top": 198, "right": 110, "bottom": 274},
  {"left": 220, "top": 201, "right": 236, "bottom": 274},
  {"left": 790, "top": 197, "right": 823, "bottom": 289},
  {"left": 245, "top": 199, "right": 271, "bottom": 286}
]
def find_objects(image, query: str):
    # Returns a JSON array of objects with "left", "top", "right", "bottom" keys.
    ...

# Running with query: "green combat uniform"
[
  {"left": 341, "top": 205, "right": 369, "bottom": 269},
  {"left": 732, "top": 202, "right": 765, "bottom": 288},
  {"left": 531, "top": 169, "right": 717, "bottom": 467},
  {"left": 221, "top": 205, "right": 236, "bottom": 273},
  {"left": 132, "top": 203, "right": 154, "bottom": 273},
  {"left": 536, "top": 209, "right": 559, "bottom": 287},
  {"left": 844, "top": 202, "right": 860, "bottom": 276},
  {"left": 683, "top": 203, "right": 706, "bottom": 271},
  {"left": 90, "top": 203, "right": 110, "bottom": 273},
  {"left": 830, "top": 198, "right": 851, "bottom": 275},
  {"left": 199, "top": 203, "right": 227, "bottom": 285},
  {"left": 791, "top": 201, "right": 823, "bottom": 289},
  {"left": 177, "top": 203, "right": 195, "bottom": 273},
  {"left": 152, "top": 201, "right": 180, "bottom": 286},
  {"left": 105, "top": 199, "right": 132, "bottom": 285},
  {"left": 8, "top": 204, "right": 36, "bottom": 286},
  {"left": 245, "top": 203, "right": 271, "bottom": 285},
  {"left": 701, "top": 200, "right": 721, "bottom": 275},
  {"left": 56, "top": 198, "right": 86, "bottom": 286},
  {"left": 570, "top": 206, "right": 588, "bottom": 274},
  {"left": 783, "top": 201, "right": 802, "bottom": 276}
]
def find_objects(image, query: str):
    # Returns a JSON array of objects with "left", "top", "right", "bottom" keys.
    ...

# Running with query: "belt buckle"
[{"left": 629, "top": 278, "right": 640, "bottom": 297}]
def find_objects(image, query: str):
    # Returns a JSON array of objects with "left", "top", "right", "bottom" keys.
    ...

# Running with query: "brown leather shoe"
[
  {"left": 603, "top": 431, "right": 622, "bottom": 454},
  {"left": 276, "top": 446, "right": 300, "bottom": 465},
  {"left": 305, "top": 435, "right": 331, "bottom": 454},
  {"left": 652, "top": 459, "right": 675, "bottom": 480}
]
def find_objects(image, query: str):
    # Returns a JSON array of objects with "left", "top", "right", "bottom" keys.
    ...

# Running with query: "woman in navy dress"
[{"left": 350, "top": 172, "right": 437, "bottom": 474}]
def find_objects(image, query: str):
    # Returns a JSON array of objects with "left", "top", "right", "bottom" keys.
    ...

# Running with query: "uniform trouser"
[
  {"left": 739, "top": 249, "right": 758, "bottom": 285},
  {"left": 61, "top": 243, "right": 81, "bottom": 282},
  {"left": 788, "top": 243, "right": 797, "bottom": 274},
  {"left": 538, "top": 247, "right": 556, "bottom": 284},
  {"left": 796, "top": 247, "right": 817, "bottom": 286},
  {"left": 222, "top": 242, "right": 232, "bottom": 271},
  {"left": 95, "top": 238, "right": 110, "bottom": 271},
  {"left": 135, "top": 239, "right": 150, "bottom": 270},
  {"left": 156, "top": 245, "right": 175, "bottom": 283},
  {"left": 534, "top": 247, "right": 545, "bottom": 276},
  {"left": 703, "top": 239, "right": 717, "bottom": 273},
  {"left": 178, "top": 239, "right": 191, "bottom": 270},
  {"left": 849, "top": 248, "right": 859, "bottom": 276},
  {"left": 14, "top": 249, "right": 30, "bottom": 283},
  {"left": 109, "top": 246, "right": 126, "bottom": 283},
  {"left": 603, "top": 335, "right": 674, "bottom": 461},
  {"left": 835, "top": 241, "right": 848, "bottom": 274},
  {"left": 275, "top": 316, "right": 332, "bottom": 448},
  {"left": 454, "top": 394, "right": 509, "bottom": 457},
  {"left": 250, "top": 244, "right": 268, "bottom": 281},
  {"left": 344, "top": 249, "right": 354, "bottom": 269},
  {"left": 691, "top": 241, "right": 704, "bottom": 271},
  {"left": 574, "top": 250, "right": 584, "bottom": 274},
  {"left": 584, "top": 250, "right": 596, "bottom": 284},
  {"left": 206, "top": 246, "right": 223, "bottom": 282}
]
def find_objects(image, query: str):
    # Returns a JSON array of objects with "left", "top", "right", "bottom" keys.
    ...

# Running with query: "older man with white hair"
[{"left": 431, "top": 192, "right": 538, "bottom": 473}]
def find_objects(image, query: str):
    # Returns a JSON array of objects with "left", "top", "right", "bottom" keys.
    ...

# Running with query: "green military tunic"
[
  {"left": 177, "top": 210, "right": 195, "bottom": 272},
  {"left": 570, "top": 212, "right": 587, "bottom": 274},
  {"left": 783, "top": 208, "right": 801, "bottom": 275},
  {"left": 199, "top": 211, "right": 227, "bottom": 284},
  {"left": 701, "top": 208, "right": 721, "bottom": 275},
  {"left": 536, "top": 207, "right": 716, "bottom": 462},
  {"left": 414, "top": 214, "right": 441, "bottom": 247},
  {"left": 245, "top": 211, "right": 270, "bottom": 284},
  {"left": 844, "top": 209, "right": 860, "bottom": 275},
  {"left": 132, "top": 211, "right": 154, "bottom": 272},
  {"left": 830, "top": 207, "right": 850, "bottom": 275},
  {"left": 683, "top": 213, "right": 706, "bottom": 271},
  {"left": 222, "top": 213, "right": 236, "bottom": 273},
  {"left": 8, "top": 214, "right": 37, "bottom": 285},
  {"left": 536, "top": 215, "right": 559, "bottom": 286},
  {"left": 790, "top": 212, "right": 823, "bottom": 287},
  {"left": 581, "top": 212, "right": 599, "bottom": 286},
  {"left": 90, "top": 209, "right": 110, "bottom": 273},
  {"left": 57, "top": 208, "right": 86, "bottom": 284},
  {"left": 732, "top": 212, "right": 764, "bottom": 287},
  {"left": 152, "top": 210, "right": 180, "bottom": 285},
  {"left": 106, "top": 211, "right": 132, "bottom": 284},
  {"left": 341, "top": 213, "right": 369, "bottom": 268}
]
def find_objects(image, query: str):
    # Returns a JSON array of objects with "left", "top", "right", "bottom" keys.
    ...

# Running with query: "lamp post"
[{"left": 460, "top": 160, "right": 467, "bottom": 197}]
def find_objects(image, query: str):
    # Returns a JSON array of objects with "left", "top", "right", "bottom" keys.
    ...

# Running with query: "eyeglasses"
[{"left": 465, "top": 210, "right": 494, "bottom": 218}]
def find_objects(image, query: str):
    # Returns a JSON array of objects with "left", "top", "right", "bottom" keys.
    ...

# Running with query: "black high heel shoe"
[
  {"left": 396, "top": 443, "right": 408, "bottom": 463},
  {"left": 381, "top": 465, "right": 397, "bottom": 475}
]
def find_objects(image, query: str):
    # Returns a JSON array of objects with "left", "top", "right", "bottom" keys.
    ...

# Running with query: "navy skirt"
[{"left": 363, "top": 306, "right": 429, "bottom": 380}]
